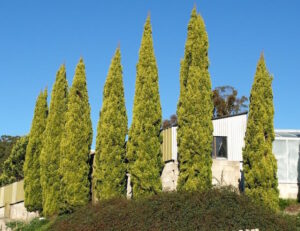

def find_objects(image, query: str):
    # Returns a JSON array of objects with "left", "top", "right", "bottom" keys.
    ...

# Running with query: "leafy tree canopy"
[
  {"left": 0, "top": 135, "right": 20, "bottom": 174},
  {"left": 213, "top": 85, "right": 248, "bottom": 118},
  {"left": 162, "top": 114, "right": 178, "bottom": 130},
  {"left": 0, "top": 136, "right": 28, "bottom": 186},
  {"left": 163, "top": 85, "right": 248, "bottom": 129}
]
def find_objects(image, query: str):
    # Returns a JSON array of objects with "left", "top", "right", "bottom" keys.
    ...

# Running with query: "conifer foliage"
[
  {"left": 177, "top": 8, "right": 214, "bottom": 191},
  {"left": 0, "top": 136, "right": 20, "bottom": 175},
  {"left": 0, "top": 136, "right": 28, "bottom": 187},
  {"left": 126, "top": 16, "right": 163, "bottom": 198},
  {"left": 243, "top": 54, "right": 279, "bottom": 210},
  {"left": 40, "top": 65, "right": 68, "bottom": 216},
  {"left": 24, "top": 90, "right": 48, "bottom": 212},
  {"left": 93, "top": 48, "right": 127, "bottom": 201},
  {"left": 60, "top": 58, "right": 93, "bottom": 212}
]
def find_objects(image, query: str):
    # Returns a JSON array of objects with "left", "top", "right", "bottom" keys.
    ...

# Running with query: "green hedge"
[{"left": 47, "top": 187, "right": 296, "bottom": 231}]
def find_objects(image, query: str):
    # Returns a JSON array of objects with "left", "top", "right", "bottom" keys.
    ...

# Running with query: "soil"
[{"left": 285, "top": 204, "right": 300, "bottom": 215}]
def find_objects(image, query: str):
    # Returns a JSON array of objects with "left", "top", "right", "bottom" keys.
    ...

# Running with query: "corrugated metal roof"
[
  {"left": 275, "top": 130, "right": 300, "bottom": 138},
  {"left": 212, "top": 111, "right": 248, "bottom": 120}
]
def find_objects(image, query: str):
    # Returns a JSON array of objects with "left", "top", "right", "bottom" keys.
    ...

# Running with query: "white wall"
[
  {"left": 171, "top": 127, "right": 178, "bottom": 160},
  {"left": 273, "top": 138, "right": 300, "bottom": 184},
  {"left": 273, "top": 136, "right": 300, "bottom": 199},
  {"left": 212, "top": 159, "right": 241, "bottom": 188},
  {"left": 0, "top": 207, "right": 4, "bottom": 218},
  {"left": 10, "top": 202, "right": 38, "bottom": 221},
  {"left": 212, "top": 114, "right": 247, "bottom": 161},
  {"left": 170, "top": 114, "right": 247, "bottom": 162},
  {"left": 160, "top": 159, "right": 241, "bottom": 192},
  {"left": 278, "top": 183, "right": 299, "bottom": 199}
]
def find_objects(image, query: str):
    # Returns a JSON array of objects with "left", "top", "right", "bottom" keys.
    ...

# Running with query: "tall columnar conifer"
[
  {"left": 243, "top": 54, "right": 279, "bottom": 210},
  {"left": 93, "top": 48, "right": 127, "bottom": 201},
  {"left": 126, "top": 16, "right": 163, "bottom": 198},
  {"left": 60, "top": 58, "right": 93, "bottom": 212},
  {"left": 177, "top": 8, "right": 214, "bottom": 191},
  {"left": 40, "top": 65, "right": 68, "bottom": 216},
  {"left": 24, "top": 89, "right": 48, "bottom": 212}
]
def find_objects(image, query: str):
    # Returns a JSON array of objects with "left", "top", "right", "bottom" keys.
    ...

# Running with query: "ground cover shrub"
[
  {"left": 47, "top": 187, "right": 297, "bottom": 231},
  {"left": 279, "top": 198, "right": 298, "bottom": 211},
  {"left": 6, "top": 218, "right": 51, "bottom": 231}
]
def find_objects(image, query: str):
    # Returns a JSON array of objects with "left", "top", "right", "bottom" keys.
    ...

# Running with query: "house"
[
  {"left": 161, "top": 113, "right": 300, "bottom": 199},
  {"left": 161, "top": 113, "right": 247, "bottom": 191}
]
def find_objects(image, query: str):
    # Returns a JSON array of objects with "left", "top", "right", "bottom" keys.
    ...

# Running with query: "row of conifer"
[
  {"left": 24, "top": 58, "right": 93, "bottom": 216},
  {"left": 23, "top": 6, "right": 279, "bottom": 217}
]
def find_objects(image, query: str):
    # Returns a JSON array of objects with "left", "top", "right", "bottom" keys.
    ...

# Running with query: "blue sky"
[{"left": 1, "top": 1, "right": 299, "bottom": 147}]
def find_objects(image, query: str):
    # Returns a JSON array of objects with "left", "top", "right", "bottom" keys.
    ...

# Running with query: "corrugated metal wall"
[
  {"left": 161, "top": 114, "right": 247, "bottom": 162},
  {"left": 213, "top": 114, "right": 247, "bottom": 161},
  {"left": 162, "top": 128, "right": 172, "bottom": 162},
  {"left": 162, "top": 127, "right": 178, "bottom": 162},
  {"left": 0, "top": 180, "right": 24, "bottom": 208}
]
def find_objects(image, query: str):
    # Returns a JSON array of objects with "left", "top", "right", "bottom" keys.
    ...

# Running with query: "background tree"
[
  {"left": 213, "top": 85, "right": 248, "bottom": 117},
  {"left": 40, "top": 65, "right": 68, "bottom": 216},
  {"left": 93, "top": 48, "right": 127, "bottom": 201},
  {"left": 162, "top": 114, "right": 178, "bottom": 129},
  {"left": 0, "top": 135, "right": 20, "bottom": 174},
  {"left": 177, "top": 7, "right": 214, "bottom": 191},
  {"left": 24, "top": 89, "right": 48, "bottom": 212},
  {"left": 162, "top": 119, "right": 171, "bottom": 130},
  {"left": 126, "top": 16, "right": 163, "bottom": 198},
  {"left": 242, "top": 54, "right": 279, "bottom": 211},
  {"left": 0, "top": 136, "right": 28, "bottom": 186},
  {"left": 60, "top": 58, "right": 93, "bottom": 212},
  {"left": 163, "top": 85, "right": 247, "bottom": 129}
]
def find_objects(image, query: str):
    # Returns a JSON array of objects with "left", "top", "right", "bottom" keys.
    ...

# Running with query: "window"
[{"left": 212, "top": 136, "right": 227, "bottom": 159}]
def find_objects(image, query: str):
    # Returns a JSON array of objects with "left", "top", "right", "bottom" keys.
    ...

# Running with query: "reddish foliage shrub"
[{"left": 49, "top": 188, "right": 296, "bottom": 231}]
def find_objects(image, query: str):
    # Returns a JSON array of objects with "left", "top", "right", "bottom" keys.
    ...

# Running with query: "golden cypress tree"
[
  {"left": 93, "top": 47, "right": 127, "bottom": 201},
  {"left": 24, "top": 89, "right": 48, "bottom": 212},
  {"left": 177, "top": 7, "right": 213, "bottom": 191},
  {"left": 126, "top": 16, "right": 163, "bottom": 198},
  {"left": 40, "top": 65, "right": 68, "bottom": 216},
  {"left": 243, "top": 53, "right": 279, "bottom": 210},
  {"left": 60, "top": 58, "right": 93, "bottom": 212}
]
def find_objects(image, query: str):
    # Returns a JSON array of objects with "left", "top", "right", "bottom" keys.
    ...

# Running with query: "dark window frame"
[{"left": 212, "top": 136, "right": 228, "bottom": 159}]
